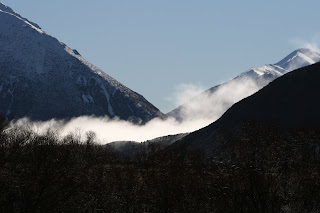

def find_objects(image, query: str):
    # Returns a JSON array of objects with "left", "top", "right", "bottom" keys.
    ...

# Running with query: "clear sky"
[{"left": 3, "top": 0, "right": 320, "bottom": 112}]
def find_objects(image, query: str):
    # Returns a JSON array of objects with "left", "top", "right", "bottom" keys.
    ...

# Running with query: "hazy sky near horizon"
[{"left": 3, "top": 0, "right": 320, "bottom": 112}]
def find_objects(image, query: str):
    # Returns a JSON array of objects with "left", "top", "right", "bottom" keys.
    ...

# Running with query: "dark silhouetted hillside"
[{"left": 176, "top": 61, "right": 320, "bottom": 153}]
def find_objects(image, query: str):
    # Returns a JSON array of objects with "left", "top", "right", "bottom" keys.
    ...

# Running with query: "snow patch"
[
  {"left": 127, "top": 105, "right": 134, "bottom": 113},
  {"left": 82, "top": 93, "right": 94, "bottom": 104},
  {"left": 87, "top": 94, "right": 94, "bottom": 102},
  {"left": 82, "top": 93, "right": 89, "bottom": 103},
  {"left": 77, "top": 76, "right": 88, "bottom": 87},
  {"left": 296, "top": 52, "right": 315, "bottom": 64},
  {"left": 96, "top": 79, "right": 115, "bottom": 116}
]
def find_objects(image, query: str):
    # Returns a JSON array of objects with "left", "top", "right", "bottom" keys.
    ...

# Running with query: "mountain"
[
  {"left": 0, "top": 3, "right": 164, "bottom": 122},
  {"left": 175, "top": 61, "right": 320, "bottom": 153},
  {"left": 168, "top": 48, "right": 320, "bottom": 122}
]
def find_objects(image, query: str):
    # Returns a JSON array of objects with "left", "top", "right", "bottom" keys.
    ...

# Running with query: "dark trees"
[{"left": 0, "top": 121, "right": 319, "bottom": 212}]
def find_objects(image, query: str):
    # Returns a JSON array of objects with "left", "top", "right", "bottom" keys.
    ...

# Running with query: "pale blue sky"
[{"left": 3, "top": 0, "right": 320, "bottom": 112}]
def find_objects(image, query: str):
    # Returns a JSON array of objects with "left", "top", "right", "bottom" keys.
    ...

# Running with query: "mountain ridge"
[
  {"left": 0, "top": 2, "right": 165, "bottom": 122},
  {"left": 168, "top": 48, "right": 320, "bottom": 122},
  {"left": 174, "top": 61, "right": 320, "bottom": 154}
]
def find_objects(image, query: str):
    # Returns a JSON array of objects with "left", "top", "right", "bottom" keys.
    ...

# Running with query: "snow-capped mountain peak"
[
  {"left": 275, "top": 48, "right": 320, "bottom": 71},
  {"left": 239, "top": 48, "right": 320, "bottom": 80}
]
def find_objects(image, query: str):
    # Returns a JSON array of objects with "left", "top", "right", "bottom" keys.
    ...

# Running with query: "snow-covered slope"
[
  {"left": 168, "top": 48, "right": 320, "bottom": 121},
  {"left": 0, "top": 3, "right": 164, "bottom": 122},
  {"left": 275, "top": 48, "right": 320, "bottom": 71}
]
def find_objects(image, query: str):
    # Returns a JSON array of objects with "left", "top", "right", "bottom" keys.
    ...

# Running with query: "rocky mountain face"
[
  {"left": 175, "top": 61, "right": 320, "bottom": 154},
  {"left": 0, "top": 3, "right": 164, "bottom": 122},
  {"left": 168, "top": 48, "right": 320, "bottom": 122}
]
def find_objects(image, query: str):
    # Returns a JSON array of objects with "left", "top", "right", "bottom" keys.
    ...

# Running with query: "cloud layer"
[
  {"left": 9, "top": 77, "right": 264, "bottom": 144},
  {"left": 10, "top": 116, "right": 212, "bottom": 144}
]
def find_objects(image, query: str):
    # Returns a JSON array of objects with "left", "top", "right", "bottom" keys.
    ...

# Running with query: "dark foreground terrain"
[{"left": 0, "top": 119, "right": 319, "bottom": 213}]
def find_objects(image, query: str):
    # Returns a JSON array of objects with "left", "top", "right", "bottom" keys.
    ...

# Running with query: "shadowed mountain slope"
[{"left": 0, "top": 3, "right": 164, "bottom": 122}]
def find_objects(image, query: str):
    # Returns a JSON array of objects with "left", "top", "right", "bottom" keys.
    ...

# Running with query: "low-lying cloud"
[
  {"left": 10, "top": 116, "right": 213, "bottom": 144},
  {"left": 9, "top": 77, "right": 264, "bottom": 144},
  {"left": 169, "top": 77, "right": 264, "bottom": 122},
  {"left": 167, "top": 83, "right": 206, "bottom": 107}
]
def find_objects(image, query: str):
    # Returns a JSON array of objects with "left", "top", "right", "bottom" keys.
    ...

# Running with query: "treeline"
[{"left": 0, "top": 119, "right": 320, "bottom": 212}]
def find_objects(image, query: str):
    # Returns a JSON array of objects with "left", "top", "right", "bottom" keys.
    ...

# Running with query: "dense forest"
[{"left": 0, "top": 118, "right": 319, "bottom": 213}]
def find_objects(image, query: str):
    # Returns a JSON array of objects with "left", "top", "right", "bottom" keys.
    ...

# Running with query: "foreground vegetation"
[{"left": 0, "top": 119, "right": 319, "bottom": 213}]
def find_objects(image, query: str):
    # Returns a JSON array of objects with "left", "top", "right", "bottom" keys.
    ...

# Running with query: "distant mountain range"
[
  {"left": 175, "top": 61, "right": 320, "bottom": 154},
  {"left": 168, "top": 48, "right": 320, "bottom": 122},
  {"left": 0, "top": 3, "right": 164, "bottom": 122}
]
